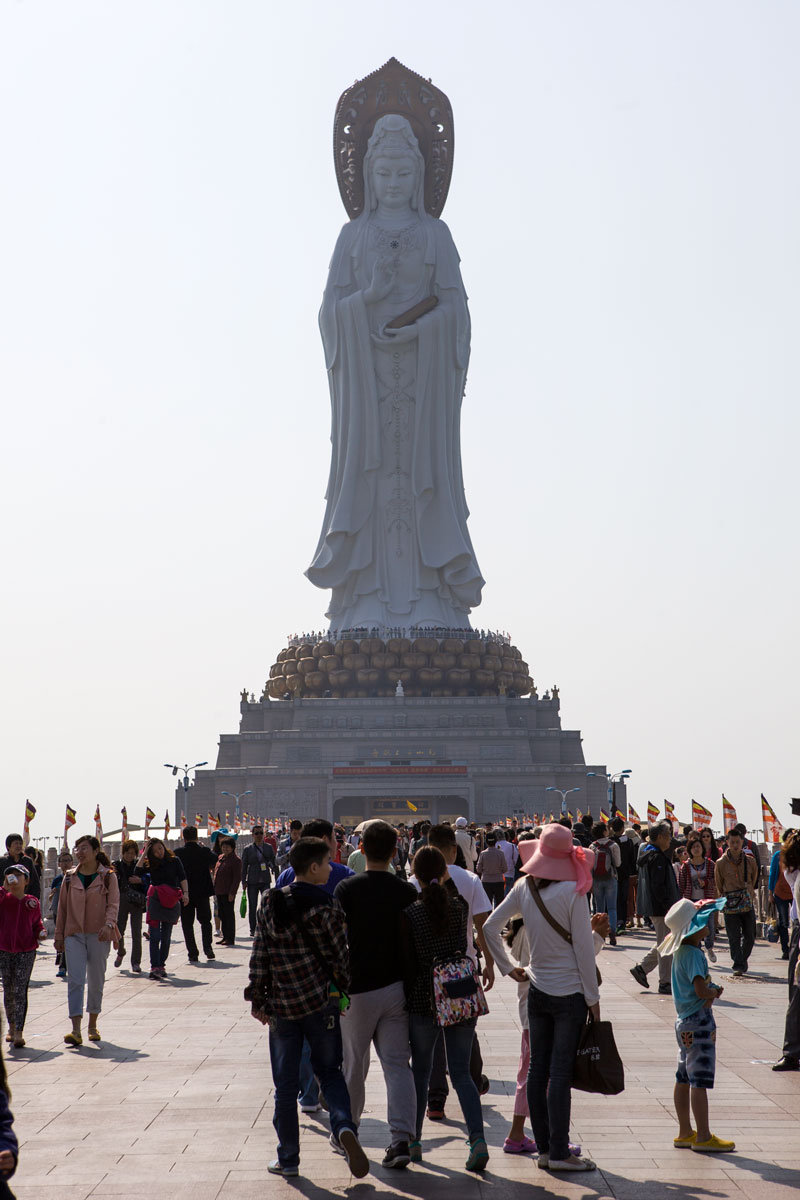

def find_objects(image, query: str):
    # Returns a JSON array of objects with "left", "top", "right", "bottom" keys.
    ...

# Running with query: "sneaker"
[
  {"left": 268, "top": 1160, "right": 299, "bottom": 1177},
  {"left": 205, "top": 950, "right": 216, "bottom": 960},
  {"left": 131, "top": 964, "right": 142, "bottom": 974},
  {"left": 609, "top": 933, "right": 617, "bottom": 946},
  {"left": 57, "top": 967, "right": 67, "bottom": 978},
  {"left": 465, "top": 1138, "right": 489, "bottom": 1172},
  {"left": 300, "top": 1103, "right": 323, "bottom": 1114},
  {"left": 188, "top": 957, "right": 199, "bottom": 964},
  {"left": 382, "top": 1141, "right": 411, "bottom": 1169},
  {"left": 426, "top": 1106, "right": 445, "bottom": 1121},
  {"left": 409, "top": 1140, "right": 422, "bottom": 1163},
  {"left": 707, "top": 948, "right": 717, "bottom": 963},
  {"left": 732, "top": 968, "right": 744, "bottom": 977},
  {"left": 630, "top": 964, "right": 649, "bottom": 989},
  {"left": 339, "top": 1128, "right": 369, "bottom": 1178},
  {"left": 114, "top": 947, "right": 126, "bottom": 968},
  {"left": 329, "top": 1133, "right": 346, "bottom": 1157},
  {"left": 658, "top": 982, "right": 672, "bottom": 995},
  {"left": 148, "top": 970, "right": 161, "bottom": 980},
  {"left": 674, "top": 1131, "right": 697, "bottom": 1148},
  {"left": 691, "top": 1134, "right": 736, "bottom": 1153}
]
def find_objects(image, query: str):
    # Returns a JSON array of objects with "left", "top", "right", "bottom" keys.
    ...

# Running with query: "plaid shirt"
[{"left": 245, "top": 883, "right": 350, "bottom": 1021}]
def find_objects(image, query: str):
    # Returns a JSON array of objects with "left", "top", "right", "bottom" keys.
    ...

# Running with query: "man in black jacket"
[
  {"left": 0, "top": 835, "right": 39, "bottom": 899},
  {"left": 241, "top": 827, "right": 277, "bottom": 936},
  {"left": 175, "top": 826, "right": 216, "bottom": 962},
  {"left": 630, "top": 822, "right": 680, "bottom": 994}
]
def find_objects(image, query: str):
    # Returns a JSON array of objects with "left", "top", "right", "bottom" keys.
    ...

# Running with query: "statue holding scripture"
[{"left": 306, "top": 60, "right": 484, "bottom": 634}]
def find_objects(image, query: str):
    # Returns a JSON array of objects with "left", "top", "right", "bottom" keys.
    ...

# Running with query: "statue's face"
[{"left": 371, "top": 154, "right": 417, "bottom": 210}]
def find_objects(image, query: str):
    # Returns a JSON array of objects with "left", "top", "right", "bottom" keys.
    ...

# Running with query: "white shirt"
[
  {"left": 483, "top": 877, "right": 602, "bottom": 1007},
  {"left": 410, "top": 862, "right": 491, "bottom": 966},
  {"left": 455, "top": 828, "right": 477, "bottom": 870},
  {"left": 498, "top": 839, "right": 519, "bottom": 878}
]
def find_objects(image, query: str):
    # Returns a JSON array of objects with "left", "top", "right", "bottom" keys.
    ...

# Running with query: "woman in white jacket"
[{"left": 484, "top": 824, "right": 606, "bottom": 1173}]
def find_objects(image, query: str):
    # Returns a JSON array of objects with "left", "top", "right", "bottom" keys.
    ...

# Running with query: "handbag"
[
  {"left": 125, "top": 886, "right": 147, "bottom": 910},
  {"left": 432, "top": 954, "right": 489, "bottom": 1027},
  {"left": 528, "top": 879, "right": 602, "bottom": 987},
  {"left": 240, "top": 892, "right": 247, "bottom": 918},
  {"left": 573, "top": 1016, "right": 625, "bottom": 1095},
  {"left": 724, "top": 888, "right": 753, "bottom": 915}
]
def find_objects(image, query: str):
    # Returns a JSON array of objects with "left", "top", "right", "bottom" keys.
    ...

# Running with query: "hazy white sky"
[{"left": 2, "top": 1, "right": 797, "bottom": 841}]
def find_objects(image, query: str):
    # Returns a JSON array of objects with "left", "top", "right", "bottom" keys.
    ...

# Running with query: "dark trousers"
[
  {"left": 782, "top": 924, "right": 800, "bottom": 1059},
  {"left": 724, "top": 909, "right": 756, "bottom": 972},
  {"left": 775, "top": 896, "right": 792, "bottom": 956},
  {"left": 149, "top": 921, "right": 174, "bottom": 969},
  {"left": 180, "top": 893, "right": 214, "bottom": 959},
  {"left": 409, "top": 1014, "right": 483, "bottom": 1143},
  {"left": 616, "top": 873, "right": 629, "bottom": 926},
  {"left": 427, "top": 1026, "right": 484, "bottom": 1108},
  {"left": 217, "top": 895, "right": 236, "bottom": 943},
  {"left": 246, "top": 880, "right": 269, "bottom": 935},
  {"left": 269, "top": 1008, "right": 356, "bottom": 1169},
  {"left": 117, "top": 896, "right": 143, "bottom": 967},
  {"left": 527, "top": 986, "right": 587, "bottom": 1162},
  {"left": 482, "top": 881, "right": 505, "bottom": 908}
]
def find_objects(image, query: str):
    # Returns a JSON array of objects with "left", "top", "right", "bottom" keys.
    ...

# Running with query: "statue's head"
[{"left": 363, "top": 114, "right": 426, "bottom": 215}]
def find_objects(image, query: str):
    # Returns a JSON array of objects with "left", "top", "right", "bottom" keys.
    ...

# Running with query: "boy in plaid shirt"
[{"left": 245, "top": 837, "right": 368, "bottom": 1179}]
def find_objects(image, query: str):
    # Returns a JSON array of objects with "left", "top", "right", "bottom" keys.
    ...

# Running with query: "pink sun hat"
[{"left": 518, "top": 825, "right": 595, "bottom": 895}]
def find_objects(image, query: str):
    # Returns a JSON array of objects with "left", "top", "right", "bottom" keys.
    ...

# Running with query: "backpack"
[
  {"left": 592, "top": 840, "right": 614, "bottom": 881},
  {"left": 432, "top": 954, "right": 489, "bottom": 1027}
]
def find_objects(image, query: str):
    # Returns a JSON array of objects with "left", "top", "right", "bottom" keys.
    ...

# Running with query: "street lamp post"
[
  {"left": 164, "top": 761, "right": 208, "bottom": 827},
  {"left": 546, "top": 786, "right": 582, "bottom": 817},
  {"left": 221, "top": 790, "right": 253, "bottom": 824},
  {"left": 586, "top": 769, "right": 632, "bottom": 820}
]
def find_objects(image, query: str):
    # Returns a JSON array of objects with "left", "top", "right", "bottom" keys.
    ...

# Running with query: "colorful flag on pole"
[
  {"left": 722, "top": 795, "right": 737, "bottom": 833},
  {"left": 164, "top": 810, "right": 171, "bottom": 839},
  {"left": 23, "top": 800, "right": 36, "bottom": 843},
  {"left": 599, "top": 809, "right": 610, "bottom": 823},
  {"left": 194, "top": 812, "right": 202, "bottom": 827},
  {"left": 180, "top": 811, "right": 187, "bottom": 829},
  {"left": 691, "top": 799, "right": 714, "bottom": 831},
  {"left": 121, "top": 807, "right": 128, "bottom": 842},
  {"left": 647, "top": 802, "right": 659, "bottom": 823},
  {"left": 144, "top": 807, "right": 155, "bottom": 835},
  {"left": 664, "top": 800, "right": 677, "bottom": 830},
  {"left": 406, "top": 800, "right": 418, "bottom": 812},
  {"left": 627, "top": 803, "right": 642, "bottom": 823},
  {"left": 207, "top": 812, "right": 220, "bottom": 831},
  {"left": 94, "top": 805, "right": 103, "bottom": 843},
  {"left": 64, "top": 804, "right": 77, "bottom": 846},
  {"left": 761, "top": 794, "right": 783, "bottom": 843},
  {"left": 576, "top": 809, "right": 583, "bottom": 822}
]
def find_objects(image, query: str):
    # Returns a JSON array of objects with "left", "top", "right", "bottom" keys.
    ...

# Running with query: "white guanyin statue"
[{"left": 306, "top": 112, "right": 484, "bottom": 632}]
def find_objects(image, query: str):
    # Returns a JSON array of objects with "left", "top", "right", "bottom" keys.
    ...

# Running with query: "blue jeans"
[
  {"left": 149, "top": 922, "right": 173, "bottom": 969},
  {"left": 592, "top": 877, "right": 617, "bottom": 933},
  {"left": 298, "top": 1037, "right": 319, "bottom": 1107},
  {"left": 527, "top": 986, "right": 587, "bottom": 1161},
  {"left": 408, "top": 1013, "right": 483, "bottom": 1142},
  {"left": 269, "top": 1008, "right": 356, "bottom": 1169}
]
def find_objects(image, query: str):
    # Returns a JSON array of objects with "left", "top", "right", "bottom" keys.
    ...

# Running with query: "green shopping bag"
[{"left": 240, "top": 892, "right": 247, "bottom": 918}]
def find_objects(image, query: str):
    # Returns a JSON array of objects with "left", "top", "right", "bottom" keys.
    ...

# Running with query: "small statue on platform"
[
  {"left": 552, "top": 685, "right": 559, "bottom": 699},
  {"left": 240, "top": 688, "right": 248, "bottom": 703},
  {"left": 395, "top": 679, "right": 404, "bottom": 697}
]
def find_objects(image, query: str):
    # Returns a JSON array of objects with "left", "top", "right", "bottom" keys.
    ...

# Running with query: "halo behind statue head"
[{"left": 334, "top": 57, "right": 454, "bottom": 219}]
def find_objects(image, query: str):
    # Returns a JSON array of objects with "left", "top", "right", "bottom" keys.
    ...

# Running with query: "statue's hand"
[
  {"left": 372, "top": 322, "right": 419, "bottom": 348},
  {"left": 364, "top": 255, "right": 397, "bottom": 304}
]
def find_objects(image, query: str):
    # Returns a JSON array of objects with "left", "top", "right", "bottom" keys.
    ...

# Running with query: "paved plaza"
[{"left": 6, "top": 918, "right": 799, "bottom": 1200}]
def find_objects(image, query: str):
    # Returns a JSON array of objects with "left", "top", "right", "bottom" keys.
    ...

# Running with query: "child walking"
[
  {"left": 0, "top": 865, "right": 43, "bottom": 1049},
  {"left": 658, "top": 897, "right": 734, "bottom": 1153}
]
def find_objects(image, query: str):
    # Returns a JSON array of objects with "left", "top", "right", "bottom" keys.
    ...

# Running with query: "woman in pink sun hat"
[{"left": 483, "top": 823, "right": 609, "bottom": 1173}]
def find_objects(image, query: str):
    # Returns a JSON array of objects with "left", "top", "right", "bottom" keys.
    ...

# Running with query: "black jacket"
[
  {"left": 642, "top": 846, "right": 680, "bottom": 916},
  {"left": 174, "top": 843, "right": 215, "bottom": 899}
]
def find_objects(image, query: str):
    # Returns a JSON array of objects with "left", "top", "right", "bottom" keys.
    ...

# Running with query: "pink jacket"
[{"left": 54, "top": 867, "right": 120, "bottom": 939}]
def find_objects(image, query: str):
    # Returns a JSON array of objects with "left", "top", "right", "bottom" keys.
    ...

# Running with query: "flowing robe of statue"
[{"left": 306, "top": 117, "right": 484, "bottom": 632}]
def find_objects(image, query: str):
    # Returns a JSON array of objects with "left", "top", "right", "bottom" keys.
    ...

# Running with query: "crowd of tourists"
[{"left": 0, "top": 814, "right": 798, "bottom": 1190}]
